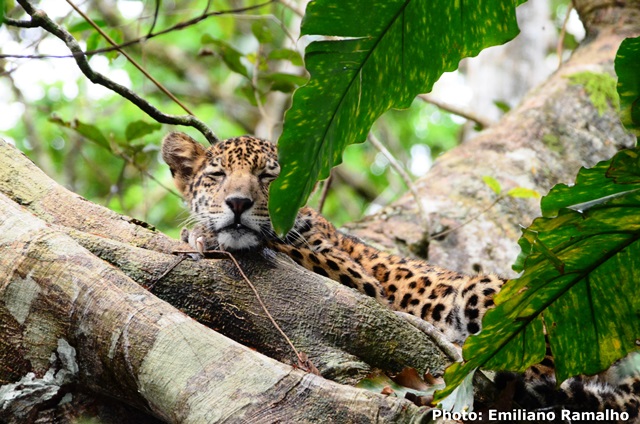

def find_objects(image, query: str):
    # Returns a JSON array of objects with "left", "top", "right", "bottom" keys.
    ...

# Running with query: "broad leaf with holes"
[
  {"left": 268, "top": 0, "right": 523, "bottom": 234},
  {"left": 435, "top": 147, "right": 640, "bottom": 401}
]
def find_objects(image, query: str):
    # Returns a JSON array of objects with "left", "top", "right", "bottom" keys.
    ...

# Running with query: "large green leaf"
[
  {"left": 539, "top": 149, "right": 640, "bottom": 218},
  {"left": 268, "top": 0, "right": 522, "bottom": 234},
  {"left": 615, "top": 36, "right": 640, "bottom": 137},
  {"left": 435, "top": 148, "right": 640, "bottom": 402}
]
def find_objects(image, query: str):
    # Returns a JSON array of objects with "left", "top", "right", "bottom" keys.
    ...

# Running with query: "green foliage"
[
  {"left": 125, "top": 120, "right": 162, "bottom": 142},
  {"left": 615, "top": 36, "right": 640, "bottom": 137},
  {"left": 68, "top": 19, "right": 108, "bottom": 33},
  {"left": 268, "top": 48, "right": 303, "bottom": 66},
  {"left": 49, "top": 116, "right": 111, "bottom": 151},
  {"left": 268, "top": 0, "right": 523, "bottom": 235},
  {"left": 567, "top": 71, "right": 619, "bottom": 116},
  {"left": 201, "top": 35, "right": 250, "bottom": 79},
  {"left": 436, "top": 38, "right": 640, "bottom": 401},
  {"left": 482, "top": 176, "right": 502, "bottom": 195},
  {"left": 505, "top": 187, "right": 540, "bottom": 199},
  {"left": 1, "top": 0, "right": 304, "bottom": 238},
  {"left": 436, "top": 147, "right": 640, "bottom": 401}
]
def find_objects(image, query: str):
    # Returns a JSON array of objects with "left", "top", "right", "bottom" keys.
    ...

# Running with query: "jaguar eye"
[{"left": 205, "top": 171, "right": 226, "bottom": 179}]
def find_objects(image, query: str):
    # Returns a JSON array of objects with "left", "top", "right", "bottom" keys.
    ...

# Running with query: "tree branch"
[
  {"left": 15, "top": 0, "right": 220, "bottom": 144},
  {"left": 0, "top": 138, "right": 451, "bottom": 384},
  {"left": 2, "top": 16, "right": 39, "bottom": 27},
  {"left": 64, "top": 0, "right": 195, "bottom": 116},
  {"left": 368, "top": 132, "right": 430, "bottom": 234},
  {"left": 2, "top": 1, "right": 274, "bottom": 60},
  {"left": 418, "top": 94, "right": 494, "bottom": 129},
  {"left": 0, "top": 192, "right": 430, "bottom": 422}
]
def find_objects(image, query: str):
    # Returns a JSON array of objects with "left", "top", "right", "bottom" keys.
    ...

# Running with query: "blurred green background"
[{"left": 0, "top": 0, "right": 577, "bottom": 238}]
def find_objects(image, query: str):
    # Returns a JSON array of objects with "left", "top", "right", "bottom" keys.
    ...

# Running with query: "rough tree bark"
[
  {"left": 0, "top": 141, "right": 442, "bottom": 422},
  {"left": 346, "top": 0, "right": 639, "bottom": 278}
]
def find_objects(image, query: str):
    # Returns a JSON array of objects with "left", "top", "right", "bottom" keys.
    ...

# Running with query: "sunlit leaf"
[
  {"left": 436, "top": 148, "right": 640, "bottom": 402},
  {"left": 269, "top": 0, "right": 523, "bottom": 234},
  {"left": 506, "top": 187, "right": 540, "bottom": 199},
  {"left": 436, "top": 370, "right": 475, "bottom": 413},
  {"left": 615, "top": 36, "right": 640, "bottom": 137},
  {"left": 125, "top": 120, "right": 162, "bottom": 142},
  {"left": 482, "top": 176, "right": 502, "bottom": 195}
]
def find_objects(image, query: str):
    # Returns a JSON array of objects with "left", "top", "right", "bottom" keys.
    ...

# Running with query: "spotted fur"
[{"left": 162, "top": 132, "right": 639, "bottom": 420}]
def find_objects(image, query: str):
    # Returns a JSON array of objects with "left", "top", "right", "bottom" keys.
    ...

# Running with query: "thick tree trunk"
[
  {"left": 0, "top": 140, "right": 440, "bottom": 422},
  {"left": 346, "top": 0, "right": 639, "bottom": 278}
]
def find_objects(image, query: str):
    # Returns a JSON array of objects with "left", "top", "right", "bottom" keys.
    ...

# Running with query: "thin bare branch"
[
  {"left": 64, "top": 0, "right": 195, "bottom": 116},
  {"left": 16, "top": 0, "right": 219, "bottom": 144},
  {"left": 429, "top": 196, "right": 503, "bottom": 240},
  {"left": 557, "top": 3, "right": 574, "bottom": 68},
  {"left": 418, "top": 94, "right": 494, "bottom": 129},
  {"left": 367, "top": 132, "right": 430, "bottom": 233},
  {"left": 162, "top": 247, "right": 317, "bottom": 374},
  {"left": 2, "top": 1, "right": 275, "bottom": 59},
  {"left": 317, "top": 172, "right": 333, "bottom": 213},
  {"left": 219, "top": 250, "right": 309, "bottom": 367},
  {"left": 147, "top": 0, "right": 161, "bottom": 38}
]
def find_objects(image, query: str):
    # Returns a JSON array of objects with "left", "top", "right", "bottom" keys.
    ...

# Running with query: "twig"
[
  {"left": 417, "top": 94, "right": 494, "bottom": 129},
  {"left": 2, "top": 1, "right": 275, "bottom": 59},
  {"left": 557, "top": 3, "right": 573, "bottom": 68},
  {"left": 16, "top": 0, "right": 219, "bottom": 144},
  {"left": 367, "top": 132, "right": 430, "bottom": 233},
  {"left": 117, "top": 151, "right": 182, "bottom": 199},
  {"left": 64, "top": 0, "right": 195, "bottom": 117},
  {"left": 317, "top": 172, "right": 332, "bottom": 213},
  {"left": 158, "top": 247, "right": 316, "bottom": 373},
  {"left": 429, "top": 196, "right": 503, "bottom": 240},
  {"left": 219, "top": 250, "right": 305, "bottom": 363},
  {"left": 146, "top": 254, "right": 187, "bottom": 291},
  {"left": 146, "top": 0, "right": 161, "bottom": 39},
  {"left": 395, "top": 312, "right": 462, "bottom": 362}
]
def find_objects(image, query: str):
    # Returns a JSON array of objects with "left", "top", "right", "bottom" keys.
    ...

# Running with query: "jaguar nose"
[{"left": 225, "top": 197, "right": 254, "bottom": 222}]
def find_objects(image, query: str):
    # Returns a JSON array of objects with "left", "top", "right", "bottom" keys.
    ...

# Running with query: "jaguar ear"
[{"left": 161, "top": 132, "right": 207, "bottom": 194}]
